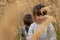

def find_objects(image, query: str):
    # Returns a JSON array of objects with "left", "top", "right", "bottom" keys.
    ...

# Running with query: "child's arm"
[
  {"left": 20, "top": 28, "right": 24, "bottom": 40},
  {"left": 20, "top": 28, "right": 24, "bottom": 37}
]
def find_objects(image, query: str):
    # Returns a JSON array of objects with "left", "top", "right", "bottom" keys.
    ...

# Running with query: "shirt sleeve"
[{"left": 49, "top": 23, "right": 57, "bottom": 40}]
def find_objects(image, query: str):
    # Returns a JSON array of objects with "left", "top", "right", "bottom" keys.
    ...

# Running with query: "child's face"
[{"left": 35, "top": 15, "right": 46, "bottom": 23}]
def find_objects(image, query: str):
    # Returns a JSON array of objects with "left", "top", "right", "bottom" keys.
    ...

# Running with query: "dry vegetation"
[{"left": 0, "top": 0, "right": 60, "bottom": 40}]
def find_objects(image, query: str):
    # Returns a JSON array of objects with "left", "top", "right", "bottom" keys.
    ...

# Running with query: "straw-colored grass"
[{"left": 0, "top": 0, "right": 60, "bottom": 40}]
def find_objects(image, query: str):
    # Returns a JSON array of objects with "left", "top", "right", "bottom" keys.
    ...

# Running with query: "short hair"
[
  {"left": 23, "top": 14, "right": 33, "bottom": 26},
  {"left": 33, "top": 4, "right": 47, "bottom": 16}
]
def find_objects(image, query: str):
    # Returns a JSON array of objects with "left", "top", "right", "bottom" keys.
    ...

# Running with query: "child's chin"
[{"left": 39, "top": 21, "right": 44, "bottom": 23}]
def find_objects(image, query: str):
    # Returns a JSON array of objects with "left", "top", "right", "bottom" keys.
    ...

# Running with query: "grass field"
[{"left": 0, "top": 0, "right": 60, "bottom": 40}]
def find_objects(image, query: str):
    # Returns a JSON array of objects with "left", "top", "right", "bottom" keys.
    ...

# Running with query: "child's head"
[
  {"left": 33, "top": 4, "right": 47, "bottom": 23},
  {"left": 23, "top": 14, "right": 33, "bottom": 27}
]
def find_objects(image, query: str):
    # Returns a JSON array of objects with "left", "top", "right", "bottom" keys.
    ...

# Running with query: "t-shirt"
[
  {"left": 27, "top": 22, "right": 57, "bottom": 40},
  {"left": 20, "top": 26, "right": 29, "bottom": 40}
]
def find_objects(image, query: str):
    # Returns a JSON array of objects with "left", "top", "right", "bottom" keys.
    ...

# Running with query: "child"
[
  {"left": 27, "top": 4, "right": 56, "bottom": 40},
  {"left": 20, "top": 14, "right": 33, "bottom": 40}
]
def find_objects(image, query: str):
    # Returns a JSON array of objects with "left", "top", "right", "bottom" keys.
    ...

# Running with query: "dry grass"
[{"left": 0, "top": 0, "right": 60, "bottom": 40}]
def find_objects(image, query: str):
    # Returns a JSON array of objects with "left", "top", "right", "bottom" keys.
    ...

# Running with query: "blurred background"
[{"left": 0, "top": 0, "right": 60, "bottom": 40}]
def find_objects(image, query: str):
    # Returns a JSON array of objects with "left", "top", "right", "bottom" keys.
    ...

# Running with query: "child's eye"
[
  {"left": 36, "top": 12, "right": 42, "bottom": 16},
  {"left": 36, "top": 10, "right": 47, "bottom": 16}
]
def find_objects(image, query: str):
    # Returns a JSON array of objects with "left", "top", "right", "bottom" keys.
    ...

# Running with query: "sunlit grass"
[{"left": 0, "top": 0, "right": 60, "bottom": 40}]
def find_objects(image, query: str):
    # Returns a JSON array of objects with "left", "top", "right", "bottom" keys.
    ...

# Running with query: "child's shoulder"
[
  {"left": 22, "top": 26, "right": 25, "bottom": 28},
  {"left": 30, "top": 22, "right": 37, "bottom": 26},
  {"left": 30, "top": 22, "right": 38, "bottom": 28},
  {"left": 21, "top": 26, "right": 25, "bottom": 30}
]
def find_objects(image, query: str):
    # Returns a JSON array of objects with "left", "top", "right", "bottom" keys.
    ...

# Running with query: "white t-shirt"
[{"left": 27, "top": 22, "right": 56, "bottom": 40}]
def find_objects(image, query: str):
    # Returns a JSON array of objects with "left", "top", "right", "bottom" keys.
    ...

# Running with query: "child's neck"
[{"left": 36, "top": 21, "right": 42, "bottom": 24}]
